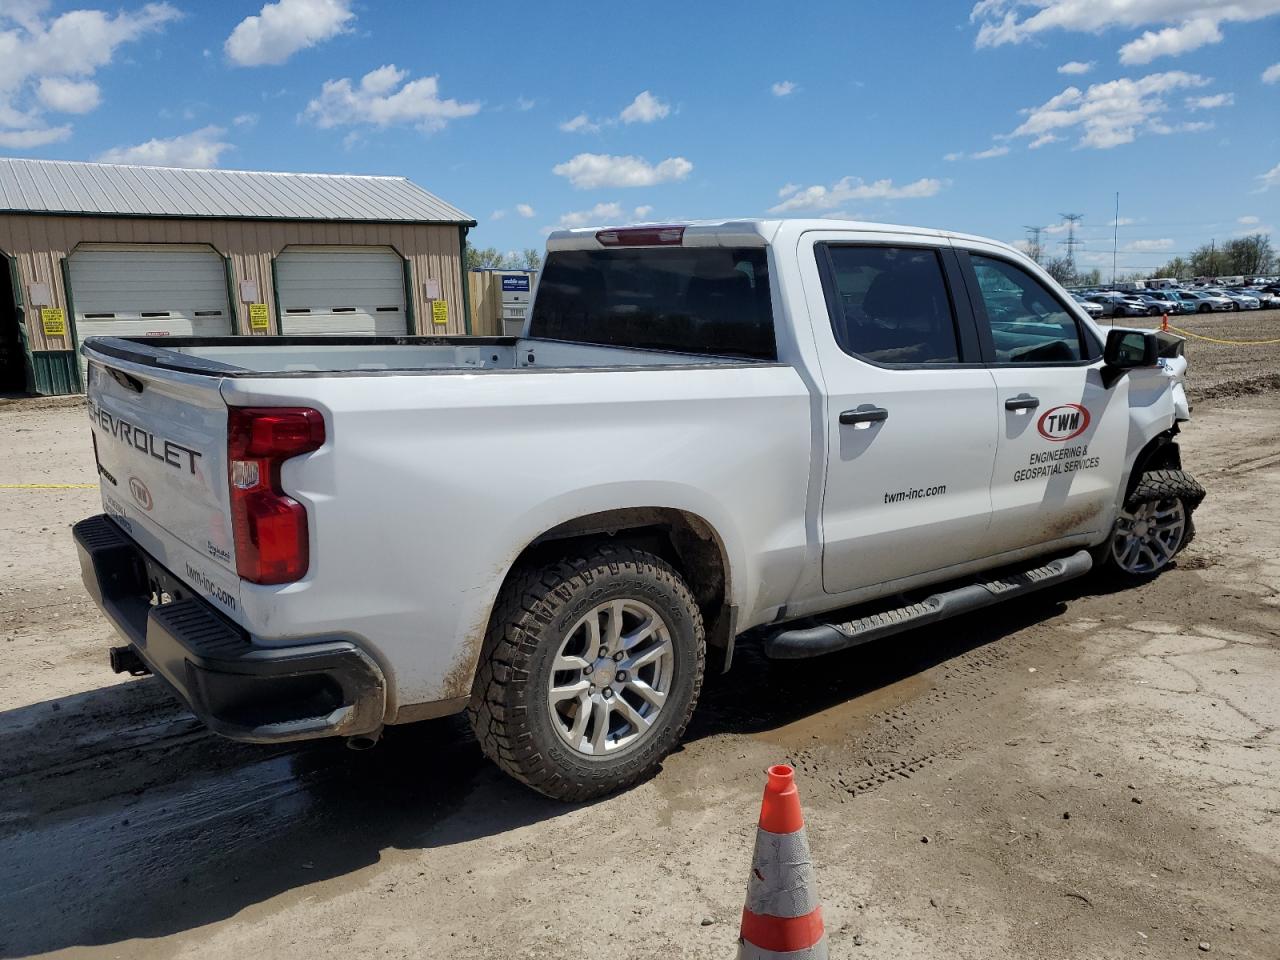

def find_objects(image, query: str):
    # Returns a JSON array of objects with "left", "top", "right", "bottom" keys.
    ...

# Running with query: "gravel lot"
[{"left": 1, "top": 339, "right": 1277, "bottom": 959}]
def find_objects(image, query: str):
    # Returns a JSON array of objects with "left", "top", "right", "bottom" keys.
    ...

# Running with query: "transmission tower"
[
  {"left": 1059, "top": 213, "right": 1084, "bottom": 276},
  {"left": 1023, "top": 225, "right": 1046, "bottom": 264}
]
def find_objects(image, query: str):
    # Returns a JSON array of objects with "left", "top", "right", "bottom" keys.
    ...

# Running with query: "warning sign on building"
[
  {"left": 248, "top": 303, "right": 270, "bottom": 331},
  {"left": 431, "top": 299, "right": 449, "bottom": 326},
  {"left": 40, "top": 307, "right": 66, "bottom": 337}
]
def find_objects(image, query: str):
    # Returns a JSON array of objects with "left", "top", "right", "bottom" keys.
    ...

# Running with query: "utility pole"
[
  {"left": 1111, "top": 192, "right": 1119, "bottom": 286},
  {"left": 1023, "top": 224, "right": 1045, "bottom": 264},
  {"left": 1060, "top": 213, "right": 1084, "bottom": 279}
]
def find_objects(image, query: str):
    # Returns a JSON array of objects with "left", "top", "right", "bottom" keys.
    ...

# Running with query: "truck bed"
[{"left": 84, "top": 335, "right": 758, "bottom": 377}]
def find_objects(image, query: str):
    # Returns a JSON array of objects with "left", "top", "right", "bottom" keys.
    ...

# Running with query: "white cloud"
[
  {"left": 516, "top": 96, "right": 536, "bottom": 111},
  {"left": 552, "top": 152, "right": 693, "bottom": 189},
  {"left": 97, "top": 125, "right": 232, "bottom": 168},
  {"left": 35, "top": 77, "right": 99, "bottom": 114},
  {"left": 1238, "top": 215, "right": 1261, "bottom": 225},
  {"left": 1006, "top": 71, "right": 1212, "bottom": 149},
  {"left": 972, "top": 144, "right": 1010, "bottom": 159},
  {"left": 634, "top": 205, "right": 653, "bottom": 218},
  {"left": 516, "top": 203, "right": 535, "bottom": 218},
  {"left": 1186, "top": 92, "right": 1233, "bottom": 109},
  {"left": 304, "top": 65, "right": 479, "bottom": 133},
  {"left": 772, "top": 80, "right": 797, "bottom": 97},
  {"left": 769, "top": 175, "right": 945, "bottom": 213},
  {"left": 0, "top": 124, "right": 70, "bottom": 148},
  {"left": 225, "top": 0, "right": 353, "bottom": 67},
  {"left": 490, "top": 209, "right": 506, "bottom": 220},
  {"left": 971, "top": 1, "right": 1280, "bottom": 61},
  {"left": 1258, "top": 161, "right": 1280, "bottom": 191},
  {"left": 1264, "top": 63, "right": 1280, "bottom": 84},
  {"left": 1119, "top": 18, "right": 1222, "bottom": 64},
  {"left": 0, "top": 2, "right": 179, "bottom": 147},
  {"left": 1029, "top": 133, "right": 1060, "bottom": 148},
  {"left": 620, "top": 90, "right": 670, "bottom": 124},
  {"left": 554, "top": 201, "right": 626, "bottom": 229},
  {"left": 559, "top": 112, "right": 600, "bottom": 133},
  {"left": 1125, "top": 238, "right": 1173, "bottom": 251},
  {"left": 778, "top": 182, "right": 801, "bottom": 197},
  {"left": 943, "top": 151, "right": 964, "bottom": 161},
  {"left": 1057, "top": 60, "right": 1094, "bottom": 74},
  {"left": 561, "top": 91, "right": 671, "bottom": 133},
  {"left": 1110, "top": 216, "right": 1136, "bottom": 226},
  {"left": 232, "top": 112, "right": 258, "bottom": 128}
]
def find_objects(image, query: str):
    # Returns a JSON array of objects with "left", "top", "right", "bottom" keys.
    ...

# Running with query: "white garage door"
[
  {"left": 276, "top": 246, "right": 407, "bottom": 336},
  {"left": 69, "top": 244, "right": 233, "bottom": 381}
]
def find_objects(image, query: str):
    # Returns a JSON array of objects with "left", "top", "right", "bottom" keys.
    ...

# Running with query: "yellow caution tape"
[
  {"left": 1165, "top": 324, "right": 1280, "bottom": 346},
  {"left": 0, "top": 483, "right": 98, "bottom": 489}
]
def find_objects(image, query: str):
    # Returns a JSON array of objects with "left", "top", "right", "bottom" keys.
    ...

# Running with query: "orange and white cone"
[{"left": 737, "top": 764, "right": 827, "bottom": 959}]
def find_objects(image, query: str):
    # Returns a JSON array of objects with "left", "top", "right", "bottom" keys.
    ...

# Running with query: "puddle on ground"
[{"left": 752, "top": 673, "right": 932, "bottom": 748}]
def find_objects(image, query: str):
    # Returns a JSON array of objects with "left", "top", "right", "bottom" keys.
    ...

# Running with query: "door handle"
[
  {"left": 1004, "top": 394, "right": 1040, "bottom": 412},
  {"left": 839, "top": 406, "right": 889, "bottom": 426}
]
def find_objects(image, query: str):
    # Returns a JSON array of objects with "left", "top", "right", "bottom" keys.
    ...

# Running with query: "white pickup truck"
[{"left": 74, "top": 219, "right": 1204, "bottom": 800}]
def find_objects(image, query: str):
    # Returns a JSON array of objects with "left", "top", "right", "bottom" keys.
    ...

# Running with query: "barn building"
[{"left": 0, "top": 157, "right": 475, "bottom": 395}]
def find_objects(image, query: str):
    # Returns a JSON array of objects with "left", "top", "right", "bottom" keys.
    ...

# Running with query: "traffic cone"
[
  {"left": 737, "top": 765, "right": 827, "bottom": 959},
  {"left": 1162, "top": 312, "right": 1169, "bottom": 332}
]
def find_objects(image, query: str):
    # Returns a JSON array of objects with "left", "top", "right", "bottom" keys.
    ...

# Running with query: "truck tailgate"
[{"left": 85, "top": 351, "right": 243, "bottom": 621}]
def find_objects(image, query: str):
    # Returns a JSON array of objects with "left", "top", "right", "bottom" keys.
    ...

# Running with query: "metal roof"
[{"left": 0, "top": 157, "right": 474, "bottom": 225}]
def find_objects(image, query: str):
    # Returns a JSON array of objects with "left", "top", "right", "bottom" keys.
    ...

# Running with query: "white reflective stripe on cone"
[
  {"left": 745, "top": 828, "right": 819, "bottom": 918},
  {"left": 737, "top": 934, "right": 829, "bottom": 960}
]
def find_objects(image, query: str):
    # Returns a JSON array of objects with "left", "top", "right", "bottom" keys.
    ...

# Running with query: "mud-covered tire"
[
  {"left": 468, "top": 544, "right": 705, "bottom": 802},
  {"left": 1096, "top": 469, "right": 1205, "bottom": 583}
]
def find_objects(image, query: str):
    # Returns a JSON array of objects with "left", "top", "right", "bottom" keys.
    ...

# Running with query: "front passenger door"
[{"left": 959, "top": 249, "right": 1130, "bottom": 558}]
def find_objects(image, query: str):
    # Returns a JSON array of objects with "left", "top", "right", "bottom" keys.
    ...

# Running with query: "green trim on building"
[
  {"left": 459, "top": 225, "right": 472, "bottom": 336},
  {"left": 269, "top": 256, "right": 281, "bottom": 335},
  {"left": 223, "top": 256, "right": 241, "bottom": 334},
  {"left": 31, "top": 351, "right": 79, "bottom": 396},
  {"left": 57, "top": 256, "right": 83, "bottom": 393},
  {"left": 401, "top": 257, "right": 416, "bottom": 333},
  {"left": 6, "top": 254, "right": 35, "bottom": 395}
]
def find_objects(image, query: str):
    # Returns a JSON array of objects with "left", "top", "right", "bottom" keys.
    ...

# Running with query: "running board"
[{"left": 764, "top": 549, "right": 1093, "bottom": 660}]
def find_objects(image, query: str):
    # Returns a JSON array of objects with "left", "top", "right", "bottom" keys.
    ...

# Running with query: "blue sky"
[{"left": 1, "top": 0, "right": 1278, "bottom": 274}]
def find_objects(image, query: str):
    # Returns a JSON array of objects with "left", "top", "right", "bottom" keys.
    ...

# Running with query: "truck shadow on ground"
[{"left": 0, "top": 580, "right": 1098, "bottom": 956}]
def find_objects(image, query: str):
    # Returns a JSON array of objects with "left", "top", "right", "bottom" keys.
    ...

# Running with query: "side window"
[
  {"left": 969, "top": 255, "right": 1085, "bottom": 364},
  {"left": 819, "top": 245, "right": 961, "bottom": 365}
]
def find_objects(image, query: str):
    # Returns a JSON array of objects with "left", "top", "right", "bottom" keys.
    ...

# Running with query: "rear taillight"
[{"left": 227, "top": 407, "right": 325, "bottom": 585}]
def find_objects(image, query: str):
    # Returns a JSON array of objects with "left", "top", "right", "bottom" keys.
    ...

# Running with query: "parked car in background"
[
  {"left": 1178, "top": 290, "right": 1234, "bottom": 313},
  {"left": 1240, "top": 288, "right": 1280, "bottom": 309},
  {"left": 1088, "top": 293, "right": 1148, "bottom": 318},
  {"left": 1071, "top": 293, "right": 1105, "bottom": 318},
  {"left": 1134, "top": 293, "right": 1181, "bottom": 316},
  {"left": 1206, "top": 288, "right": 1260, "bottom": 311},
  {"left": 1155, "top": 290, "right": 1196, "bottom": 315}
]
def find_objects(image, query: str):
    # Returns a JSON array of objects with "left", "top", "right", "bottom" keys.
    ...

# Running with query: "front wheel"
[
  {"left": 1097, "top": 469, "right": 1205, "bottom": 583},
  {"left": 468, "top": 544, "right": 705, "bottom": 801}
]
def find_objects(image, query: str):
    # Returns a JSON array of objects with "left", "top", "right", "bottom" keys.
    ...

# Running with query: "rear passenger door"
[
  {"left": 802, "top": 233, "right": 998, "bottom": 595},
  {"left": 955, "top": 245, "right": 1130, "bottom": 557}
]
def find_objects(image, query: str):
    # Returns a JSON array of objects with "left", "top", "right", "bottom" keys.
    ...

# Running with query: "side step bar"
[{"left": 765, "top": 549, "right": 1093, "bottom": 660}]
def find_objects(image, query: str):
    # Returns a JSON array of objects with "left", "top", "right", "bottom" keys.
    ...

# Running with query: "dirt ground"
[{"left": 1, "top": 318, "right": 1278, "bottom": 959}]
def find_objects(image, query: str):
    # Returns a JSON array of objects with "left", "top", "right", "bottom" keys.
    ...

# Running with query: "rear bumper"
[{"left": 73, "top": 514, "right": 385, "bottom": 743}]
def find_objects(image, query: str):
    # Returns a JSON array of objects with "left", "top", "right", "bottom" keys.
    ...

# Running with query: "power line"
[{"left": 1059, "top": 213, "right": 1084, "bottom": 275}]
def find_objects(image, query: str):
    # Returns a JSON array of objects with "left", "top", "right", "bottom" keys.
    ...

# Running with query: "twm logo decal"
[
  {"left": 1037, "top": 404, "right": 1091, "bottom": 442},
  {"left": 128, "top": 476, "right": 153, "bottom": 512}
]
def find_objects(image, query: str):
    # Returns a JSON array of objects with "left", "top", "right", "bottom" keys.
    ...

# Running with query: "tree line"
[
  {"left": 1149, "top": 234, "right": 1275, "bottom": 280},
  {"left": 464, "top": 245, "right": 542, "bottom": 271},
  {"left": 1024, "top": 231, "right": 1275, "bottom": 286}
]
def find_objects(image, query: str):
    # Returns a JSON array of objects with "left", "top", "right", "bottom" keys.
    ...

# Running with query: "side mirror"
[{"left": 1103, "top": 328, "right": 1159, "bottom": 370}]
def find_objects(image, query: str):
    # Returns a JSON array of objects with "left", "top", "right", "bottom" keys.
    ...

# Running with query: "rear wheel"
[
  {"left": 1097, "top": 469, "right": 1205, "bottom": 583},
  {"left": 1198, "top": 304, "right": 1211, "bottom": 314},
  {"left": 468, "top": 544, "right": 705, "bottom": 801}
]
